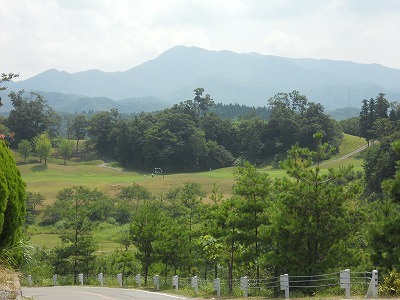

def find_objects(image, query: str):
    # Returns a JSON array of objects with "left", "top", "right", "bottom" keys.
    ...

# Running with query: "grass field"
[{"left": 18, "top": 134, "right": 367, "bottom": 252}]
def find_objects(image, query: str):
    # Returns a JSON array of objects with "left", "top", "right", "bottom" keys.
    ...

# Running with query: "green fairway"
[
  {"left": 19, "top": 134, "right": 367, "bottom": 251},
  {"left": 17, "top": 133, "right": 367, "bottom": 204}
]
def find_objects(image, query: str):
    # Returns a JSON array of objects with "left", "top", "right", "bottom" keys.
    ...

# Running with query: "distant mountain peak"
[{"left": 6, "top": 46, "right": 400, "bottom": 112}]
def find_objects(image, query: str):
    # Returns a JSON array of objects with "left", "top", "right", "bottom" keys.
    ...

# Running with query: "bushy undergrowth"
[{"left": 379, "top": 269, "right": 400, "bottom": 297}]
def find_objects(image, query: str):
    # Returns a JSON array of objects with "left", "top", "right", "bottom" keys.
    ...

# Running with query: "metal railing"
[{"left": 22, "top": 269, "right": 379, "bottom": 299}]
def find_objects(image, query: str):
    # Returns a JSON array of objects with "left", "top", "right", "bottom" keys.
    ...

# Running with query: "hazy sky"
[{"left": 2, "top": 0, "right": 399, "bottom": 80}]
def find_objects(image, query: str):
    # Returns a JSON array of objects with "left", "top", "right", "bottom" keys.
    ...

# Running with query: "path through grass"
[{"left": 19, "top": 134, "right": 367, "bottom": 251}]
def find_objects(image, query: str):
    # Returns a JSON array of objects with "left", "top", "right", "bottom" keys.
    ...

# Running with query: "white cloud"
[{"left": 1, "top": 0, "right": 399, "bottom": 80}]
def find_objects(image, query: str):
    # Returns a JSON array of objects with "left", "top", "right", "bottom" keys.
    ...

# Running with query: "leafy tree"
[
  {"left": 42, "top": 186, "right": 113, "bottom": 226},
  {"left": 298, "top": 102, "right": 342, "bottom": 152},
  {"left": 33, "top": 133, "right": 52, "bottom": 165},
  {"left": 339, "top": 117, "right": 360, "bottom": 136},
  {"left": 369, "top": 141, "right": 400, "bottom": 272},
  {"left": 203, "top": 188, "right": 243, "bottom": 293},
  {"left": 25, "top": 192, "right": 44, "bottom": 225},
  {"left": 265, "top": 99, "right": 299, "bottom": 156},
  {"left": 363, "top": 132, "right": 400, "bottom": 195},
  {"left": 114, "top": 183, "right": 152, "bottom": 224},
  {"left": 233, "top": 162, "right": 271, "bottom": 280},
  {"left": 143, "top": 110, "right": 207, "bottom": 170},
  {"left": 129, "top": 200, "right": 162, "bottom": 284},
  {"left": 18, "top": 139, "right": 32, "bottom": 163},
  {"left": 58, "top": 138, "right": 74, "bottom": 165},
  {"left": 196, "top": 234, "right": 223, "bottom": 280},
  {"left": 375, "top": 93, "right": 390, "bottom": 119},
  {"left": 6, "top": 91, "right": 61, "bottom": 145},
  {"left": 113, "top": 113, "right": 154, "bottom": 169},
  {"left": 390, "top": 140, "right": 400, "bottom": 202},
  {"left": 0, "top": 123, "right": 11, "bottom": 138},
  {"left": 71, "top": 114, "right": 88, "bottom": 151},
  {"left": 153, "top": 214, "right": 190, "bottom": 277},
  {"left": 0, "top": 73, "right": 18, "bottom": 107},
  {"left": 369, "top": 199, "right": 400, "bottom": 272},
  {"left": 0, "top": 140, "right": 26, "bottom": 265},
  {"left": 201, "top": 112, "right": 239, "bottom": 156},
  {"left": 373, "top": 118, "right": 395, "bottom": 141},
  {"left": 87, "top": 109, "right": 119, "bottom": 158},
  {"left": 206, "top": 140, "right": 235, "bottom": 169},
  {"left": 237, "top": 117, "right": 268, "bottom": 163},
  {"left": 193, "top": 87, "right": 215, "bottom": 116},
  {"left": 52, "top": 186, "right": 98, "bottom": 279},
  {"left": 359, "top": 99, "right": 370, "bottom": 141}
]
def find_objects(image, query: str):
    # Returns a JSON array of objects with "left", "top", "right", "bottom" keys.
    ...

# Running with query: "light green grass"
[{"left": 21, "top": 134, "right": 368, "bottom": 251}]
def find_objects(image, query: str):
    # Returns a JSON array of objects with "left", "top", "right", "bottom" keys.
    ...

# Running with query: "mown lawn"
[{"left": 19, "top": 134, "right": 367, "bottom": 251}]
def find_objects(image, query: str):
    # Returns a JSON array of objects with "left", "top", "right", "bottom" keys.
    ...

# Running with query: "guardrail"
[{"left": 22, "top": 269, "right": 378, "bottom": 298}]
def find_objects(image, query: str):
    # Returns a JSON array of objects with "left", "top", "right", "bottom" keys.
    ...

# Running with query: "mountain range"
[{"left": 1, "top": 45, "right": 400, "bottom": 115}]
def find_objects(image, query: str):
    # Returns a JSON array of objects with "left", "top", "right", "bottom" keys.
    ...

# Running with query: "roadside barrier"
[{"left": 21, "top": 269, "right": 378, "bottom": 298}]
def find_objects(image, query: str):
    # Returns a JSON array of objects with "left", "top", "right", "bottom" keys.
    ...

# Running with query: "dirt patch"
[{"left": 0, "top": 267, "right": 22, "bottom": 300}]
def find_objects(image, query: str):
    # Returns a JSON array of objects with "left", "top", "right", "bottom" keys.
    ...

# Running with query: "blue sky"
[{"left": 2, "top": 0, "right": 399, "bottom": 80}]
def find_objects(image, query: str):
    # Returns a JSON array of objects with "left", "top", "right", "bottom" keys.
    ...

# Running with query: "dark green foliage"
[
  {"left": 25, "top": 192, "right": 44, "bottom": 225},
  {"left": 86, "top": 89, "right": 342, "bottom": 170},
  {"left": 363, "top": 132, "right": 400, "bottom": 195},
  {"left": 339, "top": 117, "right": 360, "bottom": 136},
  {"left": 70, "top": 114, "right": 87, "bottom": 151},
  {"left": 206, "top": 140, "right": 235, "bottom": 169},
  {"left": 6, "top": 91, "right": 61, "bottom": 145},
  {"left": 0, "top": 140, "right": 26, "bottom": 264},
  {"left": 87, "top": 108, "right": 119, "bottom": 158},
  {"left": 42, "top": 186, "right": 114, "bottom": 225},
  {"left": 52, "top": 186, "right": 99, "bottom": 278},
  {"left": 143, "top": 109, "right": 207, "bottom": 171},
  {"left": 201, "top": 112, "right": 240, "bottom": 156},
  {"left": 0, "top": 73, "right": 18, "bottom": 107},
  {"left": 114, "top": 183, "right": 152, "bottom": 224},
  {"left": 267, "top": 142, "right": 360, "bottom": 276},
  {"left": 233, "top": 162, "right": 271, "bottom": 280},
  {"left": 369, "top": 198, "right": 400, "bottom": 273},
  {"left": 129, "top": 200, "right": 163, "bottom": 283},
  {"left": 359, "top": 93, "right": 395, "bottom": 144}
]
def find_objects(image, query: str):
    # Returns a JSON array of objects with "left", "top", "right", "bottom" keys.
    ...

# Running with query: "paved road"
[{"left": 22, "top": 286, "right": 188, "bottom": 300}]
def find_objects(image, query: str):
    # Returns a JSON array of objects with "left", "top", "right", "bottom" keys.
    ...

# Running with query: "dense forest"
[
  {"left": 2, "top": 88, "right": 344, "bottom": 171},
  {"left": 2, "top": 80, "right": 400, "bottom": 296}
]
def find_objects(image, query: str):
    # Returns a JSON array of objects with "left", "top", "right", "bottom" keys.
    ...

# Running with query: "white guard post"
[
  {"left": 136, "top": 274, "right": 141, "bottom": 288},
  {"left": 340, "top": 269, "right": 351, "bottom": 298},
  {"left": 154, "top": 275, "right": 160, "bottom": 290},
  {"left": 280, "top": 274, "right": 289, "bottom": 299},
  {"left": 78, "top": 273, "right": 84, "bottom": 285},
  {"left": 240, "top": 276, "right": 249, "bottom": 297},
  {"left": 172, "top": 275, "right": 179, "bottom": 290},
  {"left": 98, "top": 273, "right": 103, "bottom": 286},
  {"left": 191, "top": 276, "right": 198, "bottom": 294},
  {"left": 366, "top": 270, "right": 378, "bottom": 299},
  {"left": 117, "top": 273, "right": 123, "bottom": 287},
  {"left": 213, "top": 278, "right": 221, "bottom": 297}
]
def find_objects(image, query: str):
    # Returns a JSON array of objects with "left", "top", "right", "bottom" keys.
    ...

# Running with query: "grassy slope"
[{"left": 19, "top": 134, "right": 367, "bottom": 252}]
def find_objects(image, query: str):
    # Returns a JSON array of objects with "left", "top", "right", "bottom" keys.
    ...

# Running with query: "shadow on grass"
[{"left": 30, "top": 164, "right": 48, "bottom": 172}]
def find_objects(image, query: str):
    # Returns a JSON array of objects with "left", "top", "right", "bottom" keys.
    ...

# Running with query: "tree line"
[{"left": 1, "top": 88, "right": 343, "bottom": 171}]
